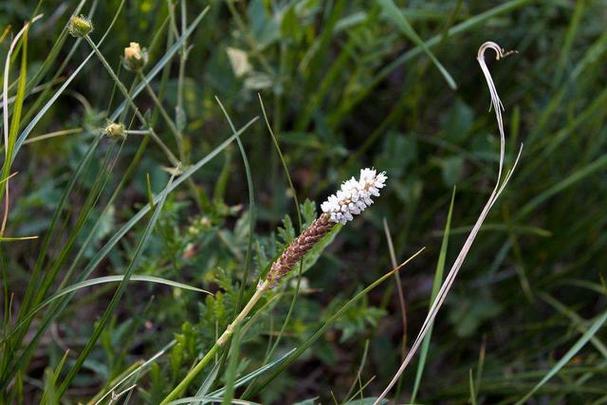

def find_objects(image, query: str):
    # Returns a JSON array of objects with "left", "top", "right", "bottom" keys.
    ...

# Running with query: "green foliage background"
[{"left": 1, "top": 0, "right": 606, "bottom": 403}]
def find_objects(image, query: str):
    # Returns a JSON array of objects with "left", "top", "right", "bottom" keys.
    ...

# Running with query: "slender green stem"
[
  {"left": 83, "top": 35, "right": 180, "bottom": 167},
  {"left": 161, "top": 281, "right": 269, "bottom": 403},
  {"left": 137, "top": 71, "right": 185, "bottom": 161},
  {"left": 177, "top": 0, "right": 187, "bottom": 147}
]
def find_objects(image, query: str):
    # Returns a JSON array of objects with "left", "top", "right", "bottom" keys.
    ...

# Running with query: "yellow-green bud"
[
  {"left": 67, "top": 15, "right": 93, "bottom": 38},
  {"left": 123, "top": 42, "right": 148, "bottom": 71},
  {"left": 104, "top": 122, "right": 126, "bottom": 141}
]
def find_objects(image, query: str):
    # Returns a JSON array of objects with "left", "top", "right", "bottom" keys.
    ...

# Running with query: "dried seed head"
[
  {"left": 67, "top": 15, "right": 93, "bottom": 38},
  {"left": 104, "top": 122, "right": 126, "bottom": 141},
  {"left": 123, "top": 42, "right": 148, "bottom": 71},
  {"left": 321, "top": 168, "right": 387, "bottom": 224}
]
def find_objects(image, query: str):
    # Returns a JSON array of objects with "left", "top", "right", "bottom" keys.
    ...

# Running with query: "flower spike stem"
[
  {"left": 161, "top": 168, "right": 387, "bottom": 403},
  {"left": 160, "top": 281, "right": 270, "bottom": 404}
]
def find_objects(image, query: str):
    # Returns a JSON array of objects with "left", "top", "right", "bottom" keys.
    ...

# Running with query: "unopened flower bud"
[
  {"left": 104, "top": 122, "right": 126, "bottom": 141},
  {"left": 67, "top": 15, "right": 93, "bottom": 38},
  {"left": 123, "top": 42, "right": 148, "bottom": 71}
]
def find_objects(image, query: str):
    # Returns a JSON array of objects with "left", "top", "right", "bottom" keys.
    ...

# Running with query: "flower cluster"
[{"left": 321, "top": 168, "right": 387, "bottom": 224}]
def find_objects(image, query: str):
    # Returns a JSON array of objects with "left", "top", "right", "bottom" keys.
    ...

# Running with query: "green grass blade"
[
  {"left": 210, "top": 348, "right": 296, "bottom": 398},
  {"left": 540, "top": 293, "right": 607, "bottom": 359},
  {"left": 4, "top": 275, "right": 209, "bottom": 339},
  {"left": 194, "top": 359, "right": 223, "bottom": 402},
  {"left": 1, "top": 16, "right": 40, "bottom": 213},
  {"left": 215, "top": 97, "right": 256, "bottom": 314},
  {"left": 377, "top": 0, "right": 457, "bottom": 90},
  {"left": 167, "top": 398, "right": 260, "bottom": 405},
  {"left": 246, "top": 248, "right": 425, "bottom": 398},
  {"left": 410, "top": 187, "right": 456, "bottom": 402},
  {"left": 93, "top": 340, "right": 176, "bottom": 404},
  {"left": 331, "top": 0, "right": 532, "bottom": 124},
  {"left": 255, "top": 94, "right": 306, "bottom": 370},
  {"left": 56, "top": 173, "right": 176, "bottom": 396},
  {"left": 517, "top": 154, "right": 607, "bottom": 219},
  {"left": 222, "top": 323, "right": 241, "bottom": 405},
  {"left": 15, "top": 135, "right": 101, "bottom": 318},
  {"left": 515, "top": 309, "right": 607, "bottom": 404}
]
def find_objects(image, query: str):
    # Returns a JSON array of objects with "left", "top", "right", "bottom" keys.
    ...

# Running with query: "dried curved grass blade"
[{"left": 374, "top": 41, "right": 523, "bottom": 404}]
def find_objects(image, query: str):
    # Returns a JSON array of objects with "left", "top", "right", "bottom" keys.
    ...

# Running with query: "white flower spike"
[{"left": 321, "top": 168, "right": 387, "bottom": 224}]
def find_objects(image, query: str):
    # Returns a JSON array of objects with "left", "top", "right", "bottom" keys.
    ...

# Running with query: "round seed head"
[{"left": 67, "top": 15, "right": 93, "bottom": 38}]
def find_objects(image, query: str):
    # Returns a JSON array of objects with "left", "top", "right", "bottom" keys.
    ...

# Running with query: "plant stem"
[
  {"left": 137, "top": 71, "right": 185, "bottom": 162},
  {"left": 160, "top": 281, "right": 270, "bottom": 403},
  {"left": 83, "top": 35, "right": 180, "bottom": 167}
]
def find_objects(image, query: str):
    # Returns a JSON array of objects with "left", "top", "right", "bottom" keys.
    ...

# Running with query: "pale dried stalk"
[{"left": 374, "top": 41, "right": 523, "bottom": 404}]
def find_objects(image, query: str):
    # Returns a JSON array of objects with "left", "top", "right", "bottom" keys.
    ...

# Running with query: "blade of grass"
[
  {"left": 330, "top": 0, "right": 532, "bottom": 125},
  {"left": 167, "top": 398, "right": 260, "bottom": 405},
  {"left": 410, "top": 187, "right": 455, "bottom": 402},
  {"left": 0, "top": 134, "right": 101, "bottom": 388},
  {"left": 540, "top": 293, "right": 607, "bottom": 359},
  {"left": 246, "top": 248, "right": 425, "bottom": 398},
  {"left": 517, "top": 154, "right": 607, "bottom": 219},
  {"left": 194, "top": 359, "right": 223, "bottom": 402},
  {"left": 5, "top": 118, "right": 255, "bottom": 394},
  {"left": 221, "top": 323, "right": 241, "bottom": 405},
  {"left": 343, "top": 340, "right": 370, "bottom": 402},
  {"left": 215, "top": 97, "right": 256, "bottom": 315},
  {"left": 0, "top": 137, "right": 117, "bottom": 389},
  {"left": 1, "top": 16, "right": 41, "bottom": 234},
  {"left": 56, "top": 172, "right": 176, "bottom": 396},
  {"left": 383, "top": 219, "right": 408, "bottom": 353},
  {"left": 514, "top": 309, "right": 607, "bottom": 404},
  {"left": 15, "top": 134, "right": 100, "bottom": 320},
  {"left": 31, "top": 141, "right": 120, "bottom": 309},
  {"left": 92, "top": 340, "right": 176, "bottom": 404},
  {"left": 22, "top": 127, "right": 82, "bottom": 144},
  {"left": 4, "top": 275, "right": 210, "bottom": 337},
  {"left": 43, "top": 116, "right": 253, "bottom": 350},
  {"left": 378, "top": 0, "right": 457, "bottom": 90},
  {"left": 252, "top": 93, "right": 305, "bottom": 367},
  {"left": 208, "top": 348, "right": 296, "bottom": 398}
]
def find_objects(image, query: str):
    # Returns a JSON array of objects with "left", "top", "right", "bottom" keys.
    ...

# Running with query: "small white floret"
[{"left": 321, "top": 168, "right": 387, "bottom": 224}]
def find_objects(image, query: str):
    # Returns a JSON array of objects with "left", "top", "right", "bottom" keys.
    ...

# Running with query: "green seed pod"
[{"left": 67, "top": 15, "right": 93, "bottom": 38}]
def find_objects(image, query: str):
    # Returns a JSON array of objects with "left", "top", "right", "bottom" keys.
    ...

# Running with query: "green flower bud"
[{"left": 67, "top": 15, "right": 93, "bottom": 38}]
